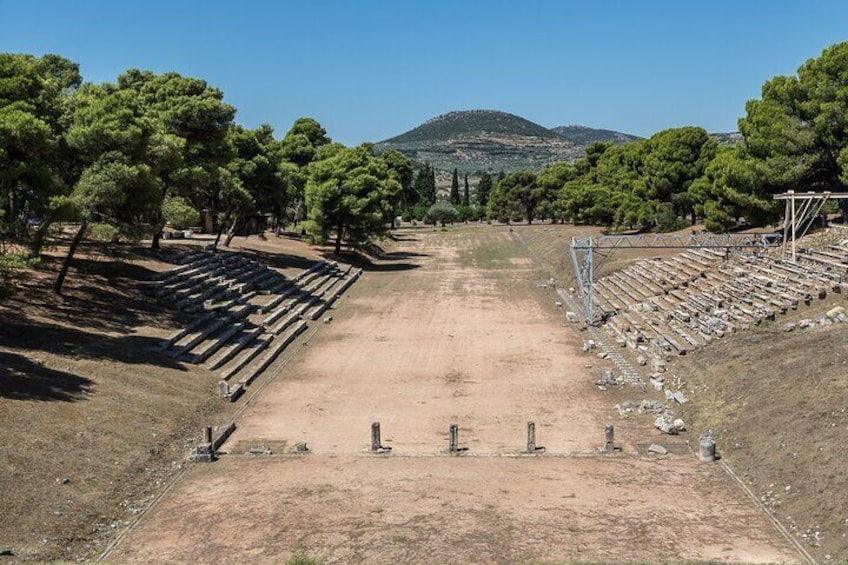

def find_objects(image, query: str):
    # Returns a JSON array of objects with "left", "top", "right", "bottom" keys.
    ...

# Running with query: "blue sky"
[{"left": 2, "top": 1, "right": 846, "bottom": 145}]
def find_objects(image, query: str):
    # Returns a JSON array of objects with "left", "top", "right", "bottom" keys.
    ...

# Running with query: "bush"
[
  {"left": 425, "top": 201, "right": 459, "bottom": 227},
  {"left": 88, "top": 222, "right": 121, "bottom": 242},
  {"left": 163, "top": 196, "right": 200, "bottom": 229}
]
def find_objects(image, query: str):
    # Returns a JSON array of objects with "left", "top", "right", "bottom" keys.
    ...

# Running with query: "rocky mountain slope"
[
  {"left": 374, "top": 110, "right": 583, "bottom": 173},
  {"left": 551, "top": 124, "right": 640, "bottom": 146}
]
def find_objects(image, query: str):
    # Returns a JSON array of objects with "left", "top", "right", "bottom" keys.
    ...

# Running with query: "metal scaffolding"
[
  {"left": 773, "top": 191, "right": 848, "bottom": 263},
  {"left": 569, "top": 232, "right": 782, "bottom": 324}
]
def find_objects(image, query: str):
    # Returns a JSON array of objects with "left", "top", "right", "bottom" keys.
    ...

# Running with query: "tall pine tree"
[{"left": 462, "top": 174, "right": 470, "bottom": 206}]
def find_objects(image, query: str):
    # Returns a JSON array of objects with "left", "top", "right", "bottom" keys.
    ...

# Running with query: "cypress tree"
[
  {"left": 427, "top": 164, "right": 436, "bottom": 204},
  {"left": 450, "top": 168, "right": 460, "bottom": 205},
  {"left": 463, "top": 174, "right": 470, "bottom": 206},
  {"left": 477, "top": 171, "right": 493, "bottom": 207}
]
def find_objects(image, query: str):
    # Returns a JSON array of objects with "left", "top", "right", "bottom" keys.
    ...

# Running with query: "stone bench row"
[
  {"left": 174, "top": 262, "right": 351, "bottom": 365},
  {"left": 260, "top": 264, "right": 344, "bottom": 326},
  {"left": 152, "top": 251, "right": 247, "bottom": 288},
  {"left": 219, "top": 320, "right": 308, "bottom": 402},
  {"left": 166, "top": 303, "right": 255, "bottom": 358},
  {"left": 593, "top": 251, "right": 724, "bottom": 317},
  {"left": 217, "top": 267, "right": 362, "bottom": 401},
  {"left": 603, "top": 249, "right": 842, "bottom": 367},
  {"left": 174, "top": 264, "right": 277, "bottom": 312},
  {"left": 258, "top": 261, "right": 334, "bottom": 315}
]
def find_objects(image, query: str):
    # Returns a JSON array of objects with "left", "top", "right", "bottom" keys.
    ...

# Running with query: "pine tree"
[
  {"left": 450, "top": 168, "right": 460, "bottom": 205},
  {"left": 463, "top": 174, "right": 470, "bottom": 206}
]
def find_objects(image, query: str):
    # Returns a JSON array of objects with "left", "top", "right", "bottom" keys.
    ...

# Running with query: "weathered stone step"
[{"left": 207, "top": 326, "right": 262, "bottom": 370}]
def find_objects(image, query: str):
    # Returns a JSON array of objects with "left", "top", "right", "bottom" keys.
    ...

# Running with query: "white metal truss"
[
  {"left": 569, "top": 232, "right": 782, "bottom": 324},
  {"left": 773, "top": 191, "right": 848, "bottom": 263}
]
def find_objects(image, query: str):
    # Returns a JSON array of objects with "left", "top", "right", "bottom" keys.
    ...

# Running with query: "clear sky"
[{"left": 2, "top": 0, "right": 846, "bottom": 145}]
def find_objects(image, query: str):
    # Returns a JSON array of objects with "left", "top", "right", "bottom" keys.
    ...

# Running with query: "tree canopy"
[{"left": 304, "top": 145, "right": 401, "bottom": 253}]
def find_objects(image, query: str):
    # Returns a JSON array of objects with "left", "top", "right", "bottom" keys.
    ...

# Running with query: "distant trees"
[
  {"left": 380, "top": 148, "right": 415, "bottom": 227},
  {"left": 492, "top": 126, "right": 716, "bottom": 230},
  {"left": 488, "top": 170, "right": 542, "bottom": 224}
]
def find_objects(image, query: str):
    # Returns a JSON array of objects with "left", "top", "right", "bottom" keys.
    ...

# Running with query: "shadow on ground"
[
  {"left": 0, "top": 351, "right": 94, "bottom": 401},
  {"left": 0, "top": 311, "right": 187, "bottom": 370},
  {"left": 319, "top": 250, "right": 423, "bottom": 272}
]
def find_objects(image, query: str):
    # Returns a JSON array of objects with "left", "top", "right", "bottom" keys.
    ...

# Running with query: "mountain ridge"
[{"left": 374, "top": 109, "right": 737, "bottom": 173}]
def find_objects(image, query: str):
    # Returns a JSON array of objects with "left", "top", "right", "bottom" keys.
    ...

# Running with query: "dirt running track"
[{"left": 109, "top": 227, "right": 799, "bottom": 564}]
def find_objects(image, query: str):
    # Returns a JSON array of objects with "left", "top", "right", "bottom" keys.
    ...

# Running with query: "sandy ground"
[{"left": 108, "top": 226, "right": 800, "bottom": 564}]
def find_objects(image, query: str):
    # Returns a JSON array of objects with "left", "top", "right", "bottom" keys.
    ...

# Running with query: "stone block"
[{"left": 648, "top": 444, "right": 668, "bottom": 455}]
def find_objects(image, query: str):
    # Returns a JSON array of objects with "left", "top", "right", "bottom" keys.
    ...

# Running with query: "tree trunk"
[
  {"left": 224, "top": 216, "right": 239, "bottom": 247},
  {"left": 150, "top": 185, "right": 170, "bottom": 250},
  {"left": 150, "top": 221, "right": 165, "bottom": 250},
  {"left": 690, "top": 205, "right": 697, "bottom": 226},
  {"left": 54, "top": 221, "right": 88, "bottom": 295},
  {"left": 29, "top": 215, "right": 54, "bottom": 257},
  {"left": 212, "top": 212, "right": 231, "bottom": 250},
  {"left": 334, "top": 222, "right": 343, "bottom": 255}
]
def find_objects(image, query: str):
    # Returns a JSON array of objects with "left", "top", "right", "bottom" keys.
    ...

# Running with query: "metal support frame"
[
  {"left": 569, "top": 232, "right": 782, "bottom": 324},
  {"left": 774, "top": 191, "right": 848, "bottom": 263}
]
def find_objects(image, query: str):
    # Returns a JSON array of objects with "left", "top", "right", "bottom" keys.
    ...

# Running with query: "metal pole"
[
  {"left": 782, "top": 199, "right": 790, "bottom": 260},
  {"left": 586, "top": 245, "right": 594, "bottom": 323},
  {"left": 791, "top": 190, "right": 796, "bottom": 263}
]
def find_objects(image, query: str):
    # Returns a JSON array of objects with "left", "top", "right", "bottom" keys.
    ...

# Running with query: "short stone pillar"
[
  {"left": 371, "top": 421, "right": 381, "bottom": 452},
  {"left": 604, "top": 424, "right": 615, "bottom": 452},
  {"left": 217, "top": 380, "right": 230, "bottom": 398},
  {"left": 193, "top": 426, "right": 215, "bottom": 462},
  {"left": 526, "top": 421, "right": 536, "bottom": 452},
  {"left": 449, "top": 424, "right": 459, "bottom": 453},
  {"left": 699, "top": 435, "right": 716, "bottom": 462}
]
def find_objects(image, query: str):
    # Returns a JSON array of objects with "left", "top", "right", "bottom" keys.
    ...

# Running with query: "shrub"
[{"left": 163, "top": 196, "right": 200, "bottom": 229}]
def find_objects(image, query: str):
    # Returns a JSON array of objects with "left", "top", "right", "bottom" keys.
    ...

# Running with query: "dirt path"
[{"left": 108, "top": 226, "right": 800, "bottom": 564}]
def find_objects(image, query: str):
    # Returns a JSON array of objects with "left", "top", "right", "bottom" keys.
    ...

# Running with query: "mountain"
[
  {"left": 710, "top": 132, "right": 744, "bottom": 147},
  {"left": 551, "top": 125, "right": 641, "bottom": 146},
  {"left": 374, "top": 110, "right": 582, "bottom": 173}
]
